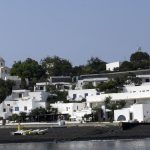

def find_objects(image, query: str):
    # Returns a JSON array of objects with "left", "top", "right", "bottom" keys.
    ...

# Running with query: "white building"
[
  {"left": 106, "top": 61, "right": 122, "bottom": 71},
  {"left": 34, "top": 82, "right": 49, "bottom": 92},
  {"left": 34, "top": 78, "right": 72, "bottom": 92},
  {"left": 51, "top": 102, "right": 91, "bottom": 121},
  {"left": 0, "top": 90, "right": 50, "bottom": 119},
  {"left": 86, "top": 84, "right": 150, "bottom": 106},
  {"left": 76, "top": 77, "right": 108, "bottom": 90},
  {"left": 136, "top": 75, "right": 150, "bottom": 84},
  {"left": 85, "top": 83, "right": 150, "bottom": 122},
  {"left": 67, "top": 89, "right": 99, "bottom": 101},
  {"left": 48, "top": 76, "right": 72, "bottom": 91},
  {"left": 123, "top": 84, "right": 150, "bottom": 93},
  {"left": 0, "top": 57, "right": 10, "bottom": 80},
  {"left": 0, "top": 56, "right": 22, "bottom": 89},
  {"left": 114, "top": 104, "right": 150, "bottom": 122}
]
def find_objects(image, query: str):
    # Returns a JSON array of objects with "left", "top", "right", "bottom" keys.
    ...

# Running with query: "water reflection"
[{"left": 0, "top": 139, "right": 150, "bottom": 150}]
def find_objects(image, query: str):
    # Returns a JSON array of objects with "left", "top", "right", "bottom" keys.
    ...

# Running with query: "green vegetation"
[
  {"left": 92, "top": 105, "right": 103, "bottom": 121},
  {"left": 8, "top": 113, "right": 19, "bottom": 122},
  {"left": 82, "top": 82, "right": 95, "bottom": 89},
  {"left": 10, "top": 58, "right": 46, "bottom": 90},
  {"left": 41, "top": 56, "right": 72, "bottom": 76},
  {"left": 83, "top": 57, "right": 106, "bottom": 74},
  {"left": 120, "top": 48, "right": 150, "bottom": 71},
  {"left": 8, "top": 49, "right": 150, "bottom": 91},
  {"left": 8, "top": 106, "right": 58, "bottom": 122},
  {"left": 0, "top": 79, "right": 15, "bottom": 103},
  {"left": 46, "top": 84, "right": 69, "bottom": 103},
  {"left": 104, "top": 97, "right": 126, "bottom": 121}
]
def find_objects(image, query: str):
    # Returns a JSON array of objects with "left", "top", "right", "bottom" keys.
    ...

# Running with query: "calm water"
[{"left": 0, "top": 139, "right": 150, "bottom": 150}]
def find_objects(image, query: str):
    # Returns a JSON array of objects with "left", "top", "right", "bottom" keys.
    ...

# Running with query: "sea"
[{"left": 0, "top": 139, "right": 150, "bottom": 150}]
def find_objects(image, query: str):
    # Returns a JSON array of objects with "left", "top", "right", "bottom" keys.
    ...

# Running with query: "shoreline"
[{"left": 0, "top": 123, "right": 150, "bottom": 144}]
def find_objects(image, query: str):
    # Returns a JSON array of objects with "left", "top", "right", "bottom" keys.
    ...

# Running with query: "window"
[
  {"left": 40, "top": 86, "right": 43, "bottom": 90},
  {"left": 3, "top": 108, "right": 6, "bottom": 112},
  {"left": 24, "top": 106, "right": 27, "bottom": 111},
  {"left": 146, "top": 79, "right": 150, "bottom": 82},
  {"left": 130, "top": 113, "right": 133, "bottom": 120},
  {"left": 66, "top": 107, "right": 68, "bottom": 111},
  {"left": 85, "top": 93, "right": 88, "bottom": 97},
  {"left": 7, "top": 104, "right": 10, "bottom": 106},
  {"left": 77, "top": 106, "right": 78, "bottom": 110},
  {"left": 117, "top": 115, "right": 126, "bottom": 121},
  {"left": 73, "top": 94, "right": 76, "bottom": 100},
  {"left": 19, "top": 93, "right": 22, "bottom": 98},
  {"left": 15, "top": 107, "right": 19, "bottom": 111}
]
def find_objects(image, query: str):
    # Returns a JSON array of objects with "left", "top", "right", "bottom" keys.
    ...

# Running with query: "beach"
[{"left": 0, "top": 122, "right": 149, "bottom": 143}]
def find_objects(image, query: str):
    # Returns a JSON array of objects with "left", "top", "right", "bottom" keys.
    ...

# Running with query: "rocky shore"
[{"left": 0, "top": 123, "right": 150, "bottom": 143}]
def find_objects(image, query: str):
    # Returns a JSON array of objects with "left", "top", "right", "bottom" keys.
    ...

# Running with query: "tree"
[
  {"left": 0, "top": 79, "right": 15, "bottom": 103},
  {"left": 82, "top": 82, "right": 95, "bottom": 89},
  {"left": 119, "top": 61, "right": 134, "bottom": 71},
  {"left": 83, "top": 57, "right": 106, "bottom": 74},
  {"left": 46, "top": 85, "right": 57, "bottom": 93},
  {"left": 47, "top": 90, "right": 68, "bottom": 103},
  {"left": 71, "top": 65, "right": 85, "bottom": 76},
  {"left": 104, "top": 97, "right": 126, "bottom": 121},
  {"left": 29, "top": 107, "right": 58, "bottom": 122},
  {"left": 97, "top": 80, "right": 120, "bottom": 93},
  {"left": 46, "top": 84, "right": 69, "bottom": 103},
  {"left": 47, "top": 105, "right": 58, "bottom": 114},
  {"left": 11, "top": 58, "right": 46, "bottom": 89},
  {"left": 41, "top": 56, "right": 72, "bottom": 76},
  {"left": 29, "top": 107, "right": 47, "bottom": 117},
  {"left": 19, "top": 112, "right": 27, "bottom": 122},
  {"left": 130, "top": 51, "right": 150, "bottom": 62},
  {"left": 130, "top": 50, "right": 150, "bottom": 70},
  {"left": 92, "top": 105, "right": 103, "bottom": 121},
  {"left": 8, "top": 114, "right": 19, "bottom": 122},
  {"left": 126, "top": 73, "right": 142, "bottom": 85}
]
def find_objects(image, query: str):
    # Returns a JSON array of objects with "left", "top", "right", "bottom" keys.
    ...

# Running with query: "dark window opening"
[
  {"left": 19, "top": 93, "right": 22, "bottom": 98},
  {"left": 85, "top": 93, "right": 88, "bottom": 97},
  {"left": 40, "top": 86, "right": 44, "bottom": 90},
  {"left": 130, "top": 112, "right": 133, "bottom": 120},
  {"left": 15, "top": 107, "right": 19, "bottom": 111},
  {"left": 117, "top": 115, "right": 126, "bottom": 121},
  {"left": 73, "top": 94, "right": 76, "bottom": 100},
  {"left": 24, "top": 106, "right": 27, "bottom": 111}
]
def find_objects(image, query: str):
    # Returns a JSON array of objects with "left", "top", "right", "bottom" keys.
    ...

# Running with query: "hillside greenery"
[
  {"left": 2, "top": 48, "right": 146, "bottom": 103},
  {"left": 0, "top": 79, "right": 15, "bottom": 103}
]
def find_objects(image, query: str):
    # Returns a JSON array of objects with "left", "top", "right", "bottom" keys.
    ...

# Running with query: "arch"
[{"left": 117, "top": 115, "right": 126, "bottom": 121}]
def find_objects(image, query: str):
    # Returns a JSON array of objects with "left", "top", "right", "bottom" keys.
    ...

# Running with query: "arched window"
[{"left": 117, "top": 115, "right": 126, "bottom": 121}]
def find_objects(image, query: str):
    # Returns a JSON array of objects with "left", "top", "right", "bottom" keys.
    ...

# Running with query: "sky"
[{"left": 0, "top": 0, "right": 150, "bottom": 67}]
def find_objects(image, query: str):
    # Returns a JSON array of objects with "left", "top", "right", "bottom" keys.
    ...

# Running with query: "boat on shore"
[{"left": 11, "top": 128, "right": 48, "bottom": 136}]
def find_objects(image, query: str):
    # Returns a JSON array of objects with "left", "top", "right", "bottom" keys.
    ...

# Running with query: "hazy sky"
[{"left": 0, "top": 0, "right": 150, "bottom": 67}]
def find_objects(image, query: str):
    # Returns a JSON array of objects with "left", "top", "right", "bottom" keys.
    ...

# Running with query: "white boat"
[
  {"left": 11, "top": 130, "right": 27, "bottom": 136},
  {"left": 11, "top": 128, "right": 48, "bottom": 136}
]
